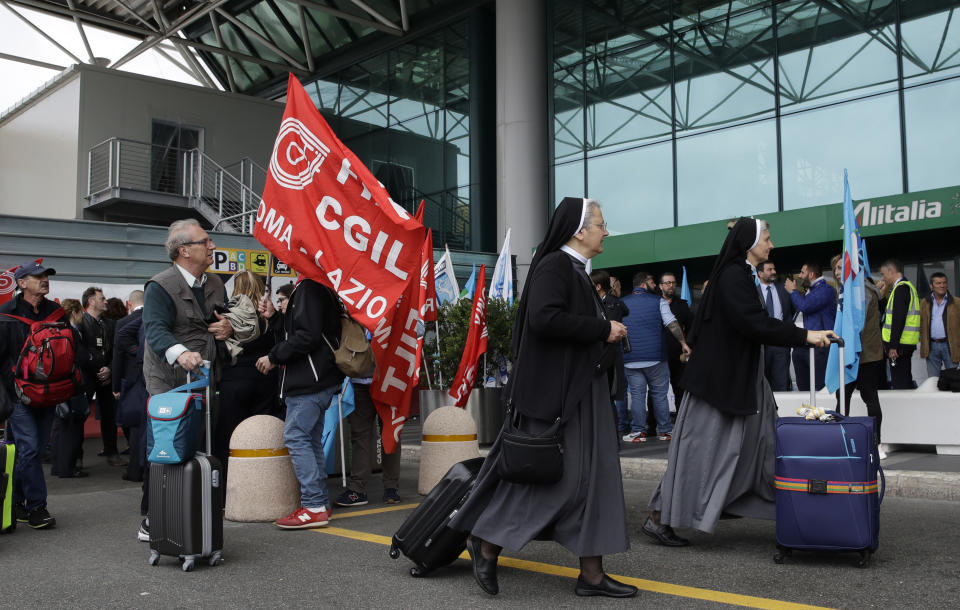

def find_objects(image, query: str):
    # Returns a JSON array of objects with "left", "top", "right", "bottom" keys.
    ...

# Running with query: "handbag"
[
  {"left": 497, "top": 407, "right": 564, "bottom": 484},
  {"left": 496, "top": 346, "right": 565, "bottom": 485}
]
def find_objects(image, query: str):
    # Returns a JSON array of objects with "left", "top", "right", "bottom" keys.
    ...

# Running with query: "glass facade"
[
  {"left": 277, "top": 19, "right": 479, "bottom": 251},
  {"left": 551, "top": 0, "right": 960, "bottom": 234}
]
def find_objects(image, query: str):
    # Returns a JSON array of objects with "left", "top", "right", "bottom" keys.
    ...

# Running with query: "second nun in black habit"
[
  {"left": 449, "top": 197, "right": 636, "bottom": 599},
  {"left": 643, "top": 218, "right": 836, "bottom": 545}
]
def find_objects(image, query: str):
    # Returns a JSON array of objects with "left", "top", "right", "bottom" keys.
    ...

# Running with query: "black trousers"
[
  {"left": 92, "top": 388, "right": 119, "bottom": 455},
  {"left": 50, "top": 413, "right": 85, "bottom": 476},
  {"left": 764, "top": 345, "right": 792, "bottom": 391},
  {"left": 835, "top": 359, "right": 883, "bottom": 446},
  {"left": 793, "top": 345, "right": 829, "bottom": 391},
  {"left": 214, "top": 365, "right": 280, "bottom": 480},
  {"left": 888, "top": 345, "right": 916, "bottom": 389}
]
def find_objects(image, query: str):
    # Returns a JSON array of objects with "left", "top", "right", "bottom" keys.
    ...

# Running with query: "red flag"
[
  {"left": 414, "top": 199, "right": 425, "bottom": 223},
  {"left": 254, "top": 74, "right": 424, "bottom": 453},
  {"left": 0, "top": 267, "right": 16, "bottom": 306},
  {"left": 421, "top": 230, "right": 438, "bottom": 323},
  {"left": 448, "top": 265, "right": 487, "bottom": 407}
]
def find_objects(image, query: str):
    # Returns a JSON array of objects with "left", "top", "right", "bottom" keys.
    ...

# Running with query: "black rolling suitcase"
[
  {"left": 148, "top": 365, "right": 223, "bottom": 571},
  {"left": 389, "top": 457, "right": 484, "bottom": 577}
]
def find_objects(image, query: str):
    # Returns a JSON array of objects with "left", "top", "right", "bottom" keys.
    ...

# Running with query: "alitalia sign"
[
  {"left": 846, "top": 185, "right": 960, "bottom": 236},
  {"left": 596, "top": 184, "right": 960, "bottom": 267}
]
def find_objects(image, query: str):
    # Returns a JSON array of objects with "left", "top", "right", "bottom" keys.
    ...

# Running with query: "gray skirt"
[
  {"left": 648, "top": 355, "right": 778, "bottom": 534},
  {"left": 449, "top": 375, "right": 630, "bottom": 557}
]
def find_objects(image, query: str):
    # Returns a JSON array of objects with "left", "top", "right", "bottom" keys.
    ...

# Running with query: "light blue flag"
[
  {"left": 459, "top": 263, "right": 477, "bottom": 301},
  {"left": 322, "top": 378, "right": 355, "bottom": 475},
  {"left": 681, "top": 266, "right": 692, "bottom": 305},
  {"left": 489, "top": 228, "right": 514, "bottom": 305},
  {"left": 826, "top": 169, "right": 866, "bottom": 393}
]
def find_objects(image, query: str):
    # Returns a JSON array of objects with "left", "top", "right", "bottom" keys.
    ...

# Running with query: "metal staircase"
[{"left": 86, "top": 138, "right": 264, "bottom": 233}]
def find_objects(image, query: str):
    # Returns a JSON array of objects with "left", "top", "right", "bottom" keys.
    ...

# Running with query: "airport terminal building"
[{"left": 1, "top": 0, "right": 959, "bottom": 290}]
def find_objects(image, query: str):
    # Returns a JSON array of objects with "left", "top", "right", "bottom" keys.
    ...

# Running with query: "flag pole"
[
  {"left": 337, "top": 384, "right": 347, "bottom": 487},
  {"left": 435, "top": 320, "right": 443, "bottom": 387}
]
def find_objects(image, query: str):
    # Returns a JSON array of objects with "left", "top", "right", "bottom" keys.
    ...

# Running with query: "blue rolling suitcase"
[{"left": 774, "top": 340, "right": 884, "bottom": 567}]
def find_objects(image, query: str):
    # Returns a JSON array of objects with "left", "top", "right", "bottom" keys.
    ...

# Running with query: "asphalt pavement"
[{"left": 2, "top": 435, "right": 959, "bottom": 609}]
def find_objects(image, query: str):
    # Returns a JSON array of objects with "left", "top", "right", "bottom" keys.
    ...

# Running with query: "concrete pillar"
[{"left": 496, "top": 0, "right": 548, "bottom": 290}]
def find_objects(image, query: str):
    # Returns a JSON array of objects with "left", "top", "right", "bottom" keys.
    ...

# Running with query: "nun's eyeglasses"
[{"left": 593, "top": 222, "right": 608, "bottom": 231}]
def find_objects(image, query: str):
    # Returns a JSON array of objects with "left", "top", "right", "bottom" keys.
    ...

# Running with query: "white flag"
[
  {"left": 433, "top": 245, "right": 460, "bottom": 306},
  {"left": 489, "top": 228, "right": 513, "bottom": 305}
]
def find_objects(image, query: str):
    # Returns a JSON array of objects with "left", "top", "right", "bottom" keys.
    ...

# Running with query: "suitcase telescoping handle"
[
  {"left": 807, "top": 337, "right": 844, "bottom": 409},
  {"left": 187, "top": 361, "right": 213, "bottom": 456}
]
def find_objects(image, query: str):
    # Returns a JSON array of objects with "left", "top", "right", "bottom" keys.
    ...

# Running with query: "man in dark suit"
[
  {"left": 112, "top": 290, "right": 147, "bottom": 484},
  {"left": 757, "top": 260, "right": 795, "bottom": 391},
  {"left": 80, "top": 286, "right": 125, "bottom": 467}
]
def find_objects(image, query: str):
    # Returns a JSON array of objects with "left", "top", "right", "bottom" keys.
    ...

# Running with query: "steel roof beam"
[
  {"left": 285, "top": 0, "right": 401, "bottom": 36},
  {"left": 214, "top": 7, "right": 307, "bottom": 71},
  {"left": 7, "top": 0, "right": 152, "bottom": 36},
  {"left": 209, "top": 12, "right": 236, "bottom": 93},
  {"left": 1, "top": 1, "right": 84, "bottom": 64},
  {"left": 64, "top": 0, "right": 96, "bottom": 62},
  {"left": 111, "top": 0, "right": 231, "bottom": 69},
  {"left": 0, "top": 50, "right": 65, "bottom": 71},
  {"left": 348, "top": 0, "right": 400, "bottom": 31}
]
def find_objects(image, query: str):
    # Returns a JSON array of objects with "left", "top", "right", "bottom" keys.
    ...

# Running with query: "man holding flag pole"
[{"left": 826, "top": 170, "right": 885, "bottom": 457}]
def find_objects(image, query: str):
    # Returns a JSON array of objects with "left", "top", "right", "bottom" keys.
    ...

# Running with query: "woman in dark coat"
[
  {"left": 644, "top": 218, "right": 835, "bottom": 545},
  {"left": 450, "top": 197, "right": 635, "bottom": 599}
]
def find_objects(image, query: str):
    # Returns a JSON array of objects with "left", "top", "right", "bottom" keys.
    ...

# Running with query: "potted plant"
[{"left": 420, "top": 297, "right": 517, "bottom": 443}]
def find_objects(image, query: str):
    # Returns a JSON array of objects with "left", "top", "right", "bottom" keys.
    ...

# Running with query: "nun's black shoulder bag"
[{"left": 496, "top": 353, "right": 564, "bottom": 485}]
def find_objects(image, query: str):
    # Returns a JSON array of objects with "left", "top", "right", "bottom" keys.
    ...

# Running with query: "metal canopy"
[{"left": 3, "top": 0, "right": 458, "bottom": 95}]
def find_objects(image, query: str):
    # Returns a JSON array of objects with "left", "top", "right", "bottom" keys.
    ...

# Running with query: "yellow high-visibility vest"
[{"left": 882, "top": 278, "right": 920, "bottom": 345}]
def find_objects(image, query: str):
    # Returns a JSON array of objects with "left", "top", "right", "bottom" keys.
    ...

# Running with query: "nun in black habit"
[
  {"left": 450, "top": 197, "right": 636, "bottom": 599},
  {"left": 643, "top": 218, "right": 836, "bottom": 544}
]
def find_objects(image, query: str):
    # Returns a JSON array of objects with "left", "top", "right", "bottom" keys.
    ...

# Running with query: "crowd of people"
[
  {"left": 0, "top": 219, "right": 400, "bottom": 536},
  {"left": 2, "top": 210, "right": 957, "bottom": 599}
]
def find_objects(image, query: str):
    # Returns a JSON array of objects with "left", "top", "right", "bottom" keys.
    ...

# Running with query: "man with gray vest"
[
  {"left": 620, "top": 271, "right": 691, "bottom": 443},
  {"left": 879, "top": 258, "right": 920, "bottom": 389},
  {"left": 139, "top": 219, "right": 232, "bottom": 541}
]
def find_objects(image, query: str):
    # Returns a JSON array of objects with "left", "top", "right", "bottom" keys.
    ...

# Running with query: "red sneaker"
[{"left": 275, "top": 507, "right": 330, "bottom": 529}]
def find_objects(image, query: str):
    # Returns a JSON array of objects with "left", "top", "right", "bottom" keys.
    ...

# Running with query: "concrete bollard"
[
  {"left": 418, "top": 406, "right": 480, "bottom": 495},
  {"left": 225, "top": 415, "right": 300, "bottom": 522}
]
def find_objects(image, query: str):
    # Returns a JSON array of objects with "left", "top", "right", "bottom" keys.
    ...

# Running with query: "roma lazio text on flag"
[
  {"left": 826, "top": 169, "right": 866, "bottom": 393},
  {"left": 489, "top": 228, "right": 514, "bottom": 305},
  {"left": 254, "top": 74, "right": 423, "bottom": 453},
  {"left": 449, "top": 264, "right": 487, "bottom": 407}
]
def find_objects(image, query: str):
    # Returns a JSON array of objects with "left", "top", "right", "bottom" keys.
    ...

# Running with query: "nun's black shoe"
[
  {"left": 575, "top": 574, "right": 638, "bottom": 598},
  {"left": 467, "top": 537, "right": 499, "bottom": 595},
  {"left": 642, "top": 516, "right": 690, "bottom": 547}
]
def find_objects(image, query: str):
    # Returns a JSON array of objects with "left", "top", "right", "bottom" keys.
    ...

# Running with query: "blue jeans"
[
  {"left": 926, "top": 341, "right": 958, "bottom": 378},
  {"left": 7, "top": 402, "right": 54, "bottom": 510},
  {"left": 625, "top": 362, "right": 672, "bottom": 435},
  {"left": 283, "top": 386, "right": 338, "bottom": 509}
]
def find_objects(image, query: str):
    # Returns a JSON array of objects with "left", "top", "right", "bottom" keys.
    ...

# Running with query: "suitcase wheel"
[
  {"left": 182, "top": 558, "right": 195, "bottom": 572},
  {"left": 389, "top": 545, "right": 400, "bottom": 560},
  {"left": 410, "top": 566, "right": 424, "bottom": 578},
  {"left": 148, "top": 550, "right": 161, "bottom": 566},
  {"left": 773, "top": 545, "right": 792, "bottom": 564},
  {"left": 857, "top": 550, "right": 871, "bottom": 569},
  {"left": 209, "top": 551, "right": 222, "bottom": 567}
]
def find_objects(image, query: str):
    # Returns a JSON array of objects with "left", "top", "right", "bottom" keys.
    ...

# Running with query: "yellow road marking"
[
  {"left": 315, "top": 526, "right": 833, "bottom": 610},
  {"left": 330, "top": 504, "right": 420, "bottom": 520}
]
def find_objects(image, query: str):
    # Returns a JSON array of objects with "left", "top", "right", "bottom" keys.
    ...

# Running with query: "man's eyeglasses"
[
  {"left": 182, "top": 238, "right": 214, "bottom": 247},
  {"left": 660, "top": 280, "right": 676, "bottom": 285}
]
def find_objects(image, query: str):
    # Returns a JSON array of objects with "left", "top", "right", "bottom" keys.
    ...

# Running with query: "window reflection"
[
  {"left": 782, "top": 94, "right": 901, "bottom": 210},
  {"left": 677, "top": 120, "right": 778, "bottom": 225},
  {"left": 905, "top": 78, "right": 960, "bottom": 191},
  {"left": 588, "top": 142, "right": 673, "bottom": 234}
]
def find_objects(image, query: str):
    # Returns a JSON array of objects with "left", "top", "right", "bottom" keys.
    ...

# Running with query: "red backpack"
[{"left": 1, "top": 308, "right": 82, "bottom": 407}]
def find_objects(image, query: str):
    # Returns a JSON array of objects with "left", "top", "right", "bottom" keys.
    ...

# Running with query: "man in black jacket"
[
  {"left": 111, "top": 290, "right": 147, "bottom": 483},
  {"left": 0, "top": 260, "right": 70, "bottom": 529},
  {"left": 757, "top": 260, "right": 796, "bottom": 391},
  {"left": 256, "top": 277, "right": 344, "bottom": 529},
  {"left": 80, "top": 286, "right": 126, "bottom": 467}
]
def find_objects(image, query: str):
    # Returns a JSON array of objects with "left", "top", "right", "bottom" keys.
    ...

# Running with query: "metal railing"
[
  {"left": 85, "top": 137, "right": 473, "bottom": 245},
  {"left": 86, "top": 138, "right": 262, "bottom": 233}
]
